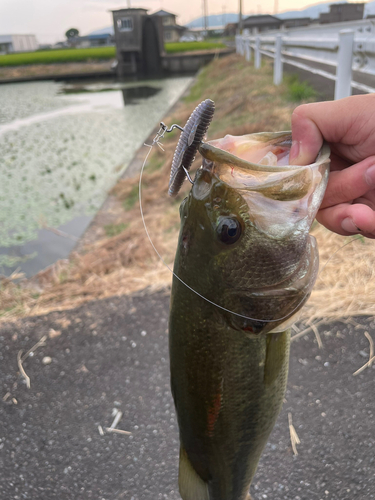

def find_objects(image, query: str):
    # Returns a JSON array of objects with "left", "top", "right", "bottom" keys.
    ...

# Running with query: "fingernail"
[
  {"left": 289, "top": 141, "right": 300, "bottom": 162},
  {"left": 365, "top": 165, "right": 375, "bottom": 188},
  {"left": 341, "top": 218, "right": 361, "bottom": 233}
]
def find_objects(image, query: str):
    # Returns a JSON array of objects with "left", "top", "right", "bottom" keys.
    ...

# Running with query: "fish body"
[{"left": 169, "top": 131, "right": 330, "bottom": 500}]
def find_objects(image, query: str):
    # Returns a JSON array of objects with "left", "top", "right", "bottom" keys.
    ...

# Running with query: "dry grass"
[
  {"left": 305, "top": 225, "right": 375, "bottom": 322},
  {"left": 1, "top": 54, "right": 375, "bottom": 325}
]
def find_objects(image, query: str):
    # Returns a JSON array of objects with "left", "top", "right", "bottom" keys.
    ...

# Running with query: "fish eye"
[{"left": 217, "top": 217, "right": 242, "bottom": 244}]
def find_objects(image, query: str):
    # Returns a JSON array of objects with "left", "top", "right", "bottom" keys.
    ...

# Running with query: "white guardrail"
[{"left": 235, "top": 18, "right": 375, "bottom": 99}]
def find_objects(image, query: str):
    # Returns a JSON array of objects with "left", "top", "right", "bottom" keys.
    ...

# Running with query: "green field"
[
  {"left": 0, "top": 42, "right": 226, "bottom": 67},
  {"left": 165, "top": 41, "right": 226, "bottom": 53},
  {"left": 0, "top": 47, "right": 116, "bottom": 66}
]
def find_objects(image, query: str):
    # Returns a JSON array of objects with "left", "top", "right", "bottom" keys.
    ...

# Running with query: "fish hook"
[{"left": 182, "top": 166, "right": 194, "bottom": 185}]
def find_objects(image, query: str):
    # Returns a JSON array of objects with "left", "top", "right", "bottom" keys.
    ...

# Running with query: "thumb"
[{"left": 289, "top": 104, "right": 324, "bottom": 165}]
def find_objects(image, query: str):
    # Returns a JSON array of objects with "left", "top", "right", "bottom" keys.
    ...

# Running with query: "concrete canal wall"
[{"left": 162, "top": 48, "right": 234, "bottom": 74}]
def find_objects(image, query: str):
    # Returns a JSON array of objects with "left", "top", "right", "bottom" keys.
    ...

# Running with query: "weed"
[
  {"left": 58, "top": 270, "right": 69, "bottom": 284},
  {"left": 146, "top": 154, "right": 164, "bottom": 173},
  {"left": 104, "top": 222, "right": 129, "bottom": 237},
  {"left": 122, "top": 185, "right": 139, "bottom": 211},
  {"left": 285, "top": 75, "right": 316, "bottom": 102}
]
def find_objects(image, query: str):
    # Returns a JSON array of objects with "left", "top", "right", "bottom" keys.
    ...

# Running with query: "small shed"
[
  {"left": 111, "top": 8, "right": 164, "bottom": 77},
  {"left": 0, "top": 34, "right": 38, "bottom": 54}
]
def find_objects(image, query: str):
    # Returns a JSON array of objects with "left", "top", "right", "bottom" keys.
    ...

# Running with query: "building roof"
[
  {"left": 164, "top": 24, "right": 186, "bottom": 32},
  {"left": 243, "top": 14, "right": 282, "bottom": 26},
  {"left": 0, "top": 35, "right": 13, "bottom": 43},
  {"left": 111, "top": 8, "right": 148, "bottom": 13},
  {"left": 88, "top": 33, "right": 113, "bottom": 39},
  {"left": 281, "top": 17, "right": 311, "bottom": 23},
  {"left": 152, "top": 9, "right": 176, "bottom": 17}
]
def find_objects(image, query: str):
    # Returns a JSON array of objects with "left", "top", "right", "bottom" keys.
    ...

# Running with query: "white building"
[{"left": 0, "top": 35, "right": 38, "bottom": 54}]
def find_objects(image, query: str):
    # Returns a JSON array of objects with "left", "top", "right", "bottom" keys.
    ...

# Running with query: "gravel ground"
[{"left": 0, "top": 291, "right": 374, "bottom": 500}]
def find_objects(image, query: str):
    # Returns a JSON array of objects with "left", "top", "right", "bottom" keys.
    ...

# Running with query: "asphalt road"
[{"left": 1, "top": 291, "right": 374, "bottom": 500}]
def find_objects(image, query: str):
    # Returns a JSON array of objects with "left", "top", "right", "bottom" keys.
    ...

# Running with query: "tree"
[{"left": 65, "top": 28, "right": 79, "bottom": 40}]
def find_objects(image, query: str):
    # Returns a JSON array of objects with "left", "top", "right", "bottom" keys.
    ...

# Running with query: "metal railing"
[{"left": 235, "top": 19, "right": 375, "bottom": 99}]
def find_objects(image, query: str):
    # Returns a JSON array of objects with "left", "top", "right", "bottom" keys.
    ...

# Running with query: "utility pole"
[
  {"left": 238, "top": 0, "right": 243, "bottom": 34},
  {"left": 127, "top": 0, "right": 131, "bottom": 7},
  {"left": 203, "top": 0, "right": 208, "bottom": 32}
]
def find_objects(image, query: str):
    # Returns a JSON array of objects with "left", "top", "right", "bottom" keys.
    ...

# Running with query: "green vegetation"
[
  {"left": 165, "top": 41, "right": 226, "bottom": 53},
  {"left": 285, "top": 75, "right": 316, "bottom": 101},
  {"left": 0, "top": 42, "right": 226, "bottom": 67},
  {"left": 104, "top": 222, "right": 128, "bottom": 237},
  {"left": 122, "top": 185, "right": 139, "bottom": 211},
  {"left": 145, "top": 154, "right": 164, "bottom": 173},
  {"left": 0, "top": 47, "right": 116, "bottom": 66}
]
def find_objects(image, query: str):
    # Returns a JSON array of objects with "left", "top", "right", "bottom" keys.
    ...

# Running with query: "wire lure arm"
[{"left": 160, "top": 122, "right": 185, "bottom": 133}]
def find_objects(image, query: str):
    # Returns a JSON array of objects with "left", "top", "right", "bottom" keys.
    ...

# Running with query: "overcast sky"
[{"left": 0, "top": 0, "right": 352, "bottom": 44}]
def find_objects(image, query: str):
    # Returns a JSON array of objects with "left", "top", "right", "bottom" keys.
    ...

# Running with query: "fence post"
[
  {"left": 335, "top": 30, "right": 354, "bottom": 100},
  {"left": 255, "top": 36, "right": 261, "bottom": 69},
  {"left": 245, "top": 37, "right": 251, "bottom": 62},
  {"left": 273, "top": 34, "right": 283, "bottom": 85},
  {"left": 235, "top": 35, "right": 240, "bottom": 54}
]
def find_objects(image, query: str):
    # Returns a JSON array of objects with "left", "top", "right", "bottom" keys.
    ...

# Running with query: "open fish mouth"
[{"left": 199, "top": 131, "right": 330, "bottom": 241}]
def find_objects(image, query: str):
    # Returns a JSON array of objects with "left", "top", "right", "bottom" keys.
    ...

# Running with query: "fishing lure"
[{"left": 168, "top": 99, "right": 215, "bottom": 197}]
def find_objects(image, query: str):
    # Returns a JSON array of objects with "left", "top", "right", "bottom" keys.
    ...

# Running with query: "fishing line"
[
  {"left": 139, "top": 126, "right": 362, "bottom": 324},
  {"left": 316, "top": 235, "right": 363, "bottom": 279}
]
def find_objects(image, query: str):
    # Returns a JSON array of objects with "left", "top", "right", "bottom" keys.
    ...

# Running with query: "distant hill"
[
  {"left": 89, "top": 1, "right": 375, "bottom": 37},
  {"left": 186, "top": 13, "right": 238, "bottom": 29},
  {"left": 89, "top": 26, "right": 114, "bottom": 36},
  {"left": 277, "top": 2, "right": 331, "bottom": 20}
]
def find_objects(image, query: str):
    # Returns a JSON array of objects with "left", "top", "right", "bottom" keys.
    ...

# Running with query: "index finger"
[{"left": 290, "top": 95, "right": 375, "bottom": 165}]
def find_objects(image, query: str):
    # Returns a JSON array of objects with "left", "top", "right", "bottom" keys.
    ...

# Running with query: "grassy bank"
[
  {"left": 164, "top": 41, "right": 225, "bottom": 53},
  {"left": 0, "top": 42, "right": 226, "bottom": 67},
  {"left": 2, "top": 54, "right": 375, "bottom": 325}
]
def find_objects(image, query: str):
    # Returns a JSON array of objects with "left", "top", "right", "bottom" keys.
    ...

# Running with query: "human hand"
[{"left": 290, "top": 95, "right": 375, "bottom": 238}]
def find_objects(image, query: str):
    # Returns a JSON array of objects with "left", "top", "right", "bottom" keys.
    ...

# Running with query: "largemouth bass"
[{"left": 168, "top": 129, "right": 330, "bottom": 500}]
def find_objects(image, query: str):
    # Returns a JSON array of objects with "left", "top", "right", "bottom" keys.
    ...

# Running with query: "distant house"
[
  {"left": 151, "top": 9, "right": 186, "bottom": 42},
  {"left": 242, "top": 15, "right": 282, "bottom": 34},
  {"left": 281, "top": 17, "right": 311, "bottom": 29},
  {"left": 72, "top": 32, "right": 114, "bottom": 48},
  {"left": 319, "top": 3, "right": 364, "bottom": 24},
  {"left": 0, "top": 34, "right": 38, "bottom": 54},
  {"left": 88, "top": 33, "right": 114, "bottom": 46}
]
